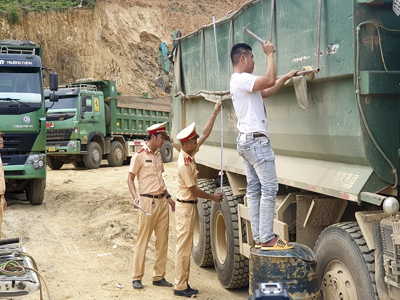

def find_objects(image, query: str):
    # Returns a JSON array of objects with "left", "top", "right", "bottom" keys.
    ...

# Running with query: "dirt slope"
[{"left": 0, "top": 0, "right": 245, "bottom": 97}]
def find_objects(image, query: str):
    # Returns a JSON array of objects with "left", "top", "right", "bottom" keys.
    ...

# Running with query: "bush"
[
  {"left": 8, "top": 7, "right": 19, "bottom": 25},
  {"left": 0, "top": 1, "right": 97, "bottom": 24}
]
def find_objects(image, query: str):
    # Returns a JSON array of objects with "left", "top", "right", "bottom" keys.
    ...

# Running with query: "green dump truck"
[
  {"left": 170, "top": 1, "right": 400, "bottom": 299},
  {"left": 45, "top": 80, "right": 173, "bottom": 169},
  {"left": 0, "top": 40, "right": 58, "bottom": 205}
]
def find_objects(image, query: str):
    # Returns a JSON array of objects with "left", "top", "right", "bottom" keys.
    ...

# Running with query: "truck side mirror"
[
  {"left": 85, "top": 99, "right": 92, "bottom": 107},
  {"left": 49, "top": 93, "right": 59, "bottom": 102},
  {"left": 50, "top": 73, "right": 59, "bottom": 91}
]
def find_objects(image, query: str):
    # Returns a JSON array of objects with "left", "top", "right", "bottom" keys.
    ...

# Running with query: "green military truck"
[
  {"left": 170, "top": 0, "right": 400, "bottom": 299},
  {"left": 45, "top": 80, "right": 173, "bottom": 169},
  {"left": 0, "top": 39, "right": 58, "bottom": 205}
]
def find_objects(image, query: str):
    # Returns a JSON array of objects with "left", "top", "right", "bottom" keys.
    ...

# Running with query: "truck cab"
[
  {"left": 45, "top": 83, "right": 106, "bottom": 169},
  {"left": 0, "top": 40, "right": 58, "bottom": 205}
]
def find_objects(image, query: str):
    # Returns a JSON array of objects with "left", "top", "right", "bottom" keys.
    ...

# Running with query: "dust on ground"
[{"left": 3, "top": 149, "right": 249, "bottom": 300}]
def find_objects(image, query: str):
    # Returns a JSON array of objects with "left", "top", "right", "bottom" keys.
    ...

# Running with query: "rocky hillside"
[{"left": 0, "top": 0, "right": 245, "bottom": 97}]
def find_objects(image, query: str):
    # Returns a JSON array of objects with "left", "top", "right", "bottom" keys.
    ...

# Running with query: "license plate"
[{"left": 49, "top": 147, "right": 56, "bottom": 152}]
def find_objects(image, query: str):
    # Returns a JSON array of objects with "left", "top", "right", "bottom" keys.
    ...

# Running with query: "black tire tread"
[
  {"left": 47, "top": 156, "right": 64, "bottom": 170},
  {"left": 107, "top": 141, "right": 124, "bottom": 167},
  {"left": 105, "top": 103, "right": 111, "bottom": 126},
  {"left": 72, "top": 161, "right": 85, "bottom": 168},
  {"left": 26, "top": 178, "right": 45, "bottom": 205},
  {"left": 160, "top": 140, "right": 173, "bottom": 163},
  {"left": 216, "top": 186, "right": 248, "bottom": 289},
  {"left": 193, "top": 178, "right": 217, "bottom": 267},
  {"left": 83, "top": 141, "right": 102, "bottom": 169},
  {"left": 315, "top": 221, "right": 378, "bottom": 300}
]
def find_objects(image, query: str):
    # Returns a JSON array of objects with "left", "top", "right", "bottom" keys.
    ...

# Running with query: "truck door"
[
  {"left": 92, "top": 96, "right": 105, "bottom": 133},
  {"left": 80, "top": 95, "right": 95, "bottom": 139},
  {"left": 80, "top": 94, "right": 105, "bottom": 138}
]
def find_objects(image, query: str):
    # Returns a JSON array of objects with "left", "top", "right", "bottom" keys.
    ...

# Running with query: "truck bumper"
[
  {"left": 46, "top": 140, "right": 81, "bottom": 155},
  {"left": 4, "top": 160, "right": 46, "bottom": 180}
]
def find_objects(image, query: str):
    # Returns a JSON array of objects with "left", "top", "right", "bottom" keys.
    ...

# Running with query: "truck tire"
[
  {"left": 107, "top": 141, "right": 124, "bottom": 167},
  {"left": 72, "top": 161, "right": 85, "bottom": 168},
  {"left": 314, "top": 222, "right": 378, "bottom": 300},
  {"left": 192, "top": 178, "right": 217, "bottom": 267},
  {"left": 47, "top": 156, "right": 64, "bottom": 170},
  {"left": 160, "top": 140, "right": 173, "bottom": 163},
  {"left": 210, "top": 186, "right": 249, "bottom": 289},
  {"left": 105, "top": 103, "right": 111, "bottom": 126},
  {"left": 26, "top": 178, "right": 45, "bottom": 205},
  {"left": 83, "top": 141, "right": 102, "bottom": 169}
]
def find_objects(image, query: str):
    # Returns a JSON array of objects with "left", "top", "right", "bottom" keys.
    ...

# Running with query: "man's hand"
[
  {"left": 285, "top": 69, "right": 298, "bottom": 80},
  {"left": 132, "top": 197, "right": 139, "bottom": 208},
  {"left": 1, "top": 196, "right": 6, "bottom": 211},
  {"left": 262, "top": 41, "right": 275, "bottom": 56},
  {"left": 211, "top": 193, "right": 223, "bottom": 202},
  {"left": 213, "top": 102, "right": 222, "bottom": 116},
  {"left": 168, "top": 197, "right": 176, "bottom": 212}
]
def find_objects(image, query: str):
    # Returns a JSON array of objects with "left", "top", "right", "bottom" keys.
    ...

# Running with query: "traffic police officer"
[
  {"left": 0, "top": 131, "right": 7, "bottom": 239},
  {"left": 174, "top": 103, "right": 223, "bottom": 297},
  {"left": 128, "top": 122, "right": 175, "bottom": 289}
]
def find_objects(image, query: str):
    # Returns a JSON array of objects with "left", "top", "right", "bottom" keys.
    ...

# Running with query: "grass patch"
[{"left": 0, "top": 0, "right": 96, "bottom": 24}]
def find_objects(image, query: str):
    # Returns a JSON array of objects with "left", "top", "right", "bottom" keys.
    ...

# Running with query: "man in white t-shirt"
[{"left": 230, "top": 42, "right": 297, "bottom": 251}]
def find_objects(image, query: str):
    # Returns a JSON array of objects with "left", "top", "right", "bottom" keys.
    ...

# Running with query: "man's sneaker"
[
  {"left": 153, "top": 278, "right": 172, "bottom": 287},
  {"left": 174, "top": 287, "right": 198, "bottom": 297},
  {"left": 133, "top": 280, "right": 143, "bottom": 289}
]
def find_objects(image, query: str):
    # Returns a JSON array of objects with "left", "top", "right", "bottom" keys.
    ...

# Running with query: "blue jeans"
[{"left": 237, "top": 134, "right": 278, "bottom": 244}]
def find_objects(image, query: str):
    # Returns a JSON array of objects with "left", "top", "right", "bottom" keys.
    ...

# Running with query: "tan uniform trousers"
[
  {"left": 174, "top": 201, "right": 198, "bottom": 290},
  {"left": 0, "top": 195, "right": 4, "bottom": 240},
  {"left": 132, "top": 196, "right": 169, "bottom": 281}
]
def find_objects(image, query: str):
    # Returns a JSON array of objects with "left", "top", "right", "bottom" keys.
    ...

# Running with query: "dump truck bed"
[{"left": 171, "top": 0, "right": 400, "bottom": 202}]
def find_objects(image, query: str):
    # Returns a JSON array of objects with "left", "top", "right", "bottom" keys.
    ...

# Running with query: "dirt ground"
[{"left": 2, "top": 148, "right": 249, "bottom": 300}]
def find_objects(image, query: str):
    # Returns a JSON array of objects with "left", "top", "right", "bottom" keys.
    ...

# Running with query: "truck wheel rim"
[
  {"left": 93, "top": 149, "right": 101, "bottom": 162},
  {"left": 321, "top": 260, "right": 357, "bottom": 300},
  {"left": 214, "top": 210, "right": 227, "bottom": 264},
  {"left": 115, "top": 148, "right": 123, "bottom": 161}
]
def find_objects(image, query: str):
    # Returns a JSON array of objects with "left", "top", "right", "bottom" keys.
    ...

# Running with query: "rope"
[
  {"left": 212, "top": 16, "right": 224, "bottom": 189},
  {"left": 270, "top": 0, "right": 275, "bottom": 42},
  {"left": 356, "top": 21, "right": 398, "bottom": 188},
  {"left": 200, "top": 30, "right": 204, "bottom": 90},
  {"left": 228, "top": 19, "right": 233, "bottom": 82}
]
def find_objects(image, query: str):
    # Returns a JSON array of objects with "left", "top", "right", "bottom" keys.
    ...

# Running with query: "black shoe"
[
  {"left": 174, "top": 287, "right": 198, "bottom": 297},
  {"left": 133, "top": 280, "right": 143, "bottom": 289},
  {"left": 153, "top": 278, "right": 172, "bottom": 287},
  {"left": 187, "top": 284, "right": 198, "bottom": 294}
]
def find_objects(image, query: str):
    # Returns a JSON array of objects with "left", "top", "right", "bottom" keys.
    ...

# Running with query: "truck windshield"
[
  {"left": 0, "top": 67, "right": 42, "bottom": 114},
  {"left": 46, "top": 96, "right": 78, "bottom": 111},
  {"left": 0, "top": 67, "right": 41, "bottom": 103}
]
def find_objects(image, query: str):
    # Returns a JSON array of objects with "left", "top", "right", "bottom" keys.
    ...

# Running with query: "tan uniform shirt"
[
  {"left": 129, "top": 144, "right": 166, "bottom": 194},
  {"left": 176, "top": 147, "right": 199, "bottom": 201},
  {"left": 0, "top": 156, "right": 5, "bottom": 196}
]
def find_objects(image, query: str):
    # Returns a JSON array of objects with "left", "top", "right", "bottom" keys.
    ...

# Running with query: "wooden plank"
[
  {"left": 116, "top": 96, "right": 171, "bottom": 112},
  {"left": 273, "top": 219, "right": 289, "bottom": 242}
]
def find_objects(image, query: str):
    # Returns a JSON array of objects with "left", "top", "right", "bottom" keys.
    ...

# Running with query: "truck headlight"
[
  {"left": 25, "top": 154, "right": 45, "bottom": 170},
  {"left": 67, "top": 141, "right": 78, "bottom": 149}
]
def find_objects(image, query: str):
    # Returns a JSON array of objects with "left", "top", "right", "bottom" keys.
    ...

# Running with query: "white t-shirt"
[{"left": 230, "top": 72, "right": 269, "bottom": 137}]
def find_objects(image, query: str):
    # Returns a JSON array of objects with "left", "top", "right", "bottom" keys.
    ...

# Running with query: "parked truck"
[
  {"left": 0, "top": 39, "right": 58, "bottom": 205},
  {"left": 170, "top": 1, "right": 400, "bottom": 299},
  {"left": 45, "top": 80, "right": 173, "bottom": 170}
]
